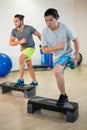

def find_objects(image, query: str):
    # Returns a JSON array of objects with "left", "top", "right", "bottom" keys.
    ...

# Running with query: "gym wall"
[
  {"left": 74, "top": 0, "right": 87, "bottom": 65},
  {"left": 0, "top": 0, "right": 87, "bottom": 71}
]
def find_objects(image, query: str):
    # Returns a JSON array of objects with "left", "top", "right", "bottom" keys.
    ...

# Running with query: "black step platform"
[
  {"left": 33, "top": 64, "right": 49, "bottom": 69},
  {"left": 27, "top": 96, "right": 79, "bottom": 122},
  {"left": 33, "top": 65, "right": 50, "bottom": 71},
  {"left": 0, "top": 82, "right": 36, "bottom": 98}
]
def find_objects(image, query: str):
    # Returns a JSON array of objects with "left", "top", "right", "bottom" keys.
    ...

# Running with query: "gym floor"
[{"left": 0, "top": 65, "right": 87, "bottom": 130}]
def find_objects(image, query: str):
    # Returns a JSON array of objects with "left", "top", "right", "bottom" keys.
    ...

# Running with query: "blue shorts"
[{"left": 53, "top": 55, "right": 72, "bottom": 68}]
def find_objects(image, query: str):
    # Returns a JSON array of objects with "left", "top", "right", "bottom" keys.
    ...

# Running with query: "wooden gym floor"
[{"left": 0, "top": 65, "right": 87, "bottom": 130}]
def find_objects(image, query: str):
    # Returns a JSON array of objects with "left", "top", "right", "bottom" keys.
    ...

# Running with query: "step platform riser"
[
  {"left": 27, "top": 96, "right": 79, "bottom": 122},
  {"left": 0, "top": 82, "right": 36, "bottom": 98}
]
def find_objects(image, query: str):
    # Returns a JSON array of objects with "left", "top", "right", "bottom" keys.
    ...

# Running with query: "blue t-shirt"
[
  {"left": 11, "top": 25, "right": 36, "bottom": 51},
  {"left": 41, "top": 23, "right": 77, "bottom": 62}
]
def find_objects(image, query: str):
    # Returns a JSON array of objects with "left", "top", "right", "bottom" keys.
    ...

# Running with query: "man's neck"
[
  {"left": 17, "top": 25, "right": 24, "bottom": 32},
  {"left": 51, "top": 22, "right": 60, "bottom": 32}
]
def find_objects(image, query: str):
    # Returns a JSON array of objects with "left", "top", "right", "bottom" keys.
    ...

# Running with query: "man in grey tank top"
[
  {"left": 41, "top": 8, "right": 80, "bottom": 106},
  {"left": 9, "top": 14, "right": 41, "bottom": 87}
]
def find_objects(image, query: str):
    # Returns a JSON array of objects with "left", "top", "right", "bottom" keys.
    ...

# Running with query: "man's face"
[
  {"left": 44, "top": 15, "right": 58, "bottom": 30},
  {"left": 13, "top": 17, "right": 23, "bottom": 28}
]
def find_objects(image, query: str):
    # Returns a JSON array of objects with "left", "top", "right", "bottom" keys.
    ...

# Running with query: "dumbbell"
[
  {"left": 68, "top": 53, "right": 82, "bottom": 69},
  {"left": 68, "top": 58, "right": 75, "bottom": 69}
]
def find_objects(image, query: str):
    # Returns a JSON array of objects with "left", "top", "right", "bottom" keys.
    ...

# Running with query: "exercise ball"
[{"left": 0, "top": 53, "right": 12, "bottom": 77}]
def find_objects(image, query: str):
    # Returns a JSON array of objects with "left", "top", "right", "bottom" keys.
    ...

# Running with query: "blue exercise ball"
[{"left": 0, "top": 53, "right": 12, "bottom": 77}]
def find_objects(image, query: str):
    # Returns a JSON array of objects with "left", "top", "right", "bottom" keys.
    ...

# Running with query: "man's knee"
[
  {"left": 54, "top": 65, "right": 64, "bottom": 77},
  {"left": 26, "top": 61, "right": 32, "bottom": 68},
  {"left": 19, "top": 54, "right": 27, "bottom": 60},
  {"left": 19, "top": 54, "right": 26, "bottom": 64}
]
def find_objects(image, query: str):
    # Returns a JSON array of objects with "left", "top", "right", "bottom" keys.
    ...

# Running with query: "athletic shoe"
[
  {"left": 29, "top": 81, "right": 38, "bottom": 86},
  {"left": 57, "top": 94, "right": 68, "bottom": 106},
  {"left": 16, "top": 79, "right": 25, "bottom": 88}
]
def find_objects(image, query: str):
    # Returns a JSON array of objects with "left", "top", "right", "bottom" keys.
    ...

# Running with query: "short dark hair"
[
  {"left": 44, "top": 8, "right": 60, "bottom": 19},
  {"left": 14, "top": 14, "right": 24, "bottom": 20}
]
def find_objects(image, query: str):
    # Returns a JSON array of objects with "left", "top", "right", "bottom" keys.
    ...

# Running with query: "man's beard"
[{"left": 16, "top": 23, "right": 22, "bottom": 28}]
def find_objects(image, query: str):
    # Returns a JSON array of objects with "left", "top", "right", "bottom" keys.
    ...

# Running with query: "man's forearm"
[
  {"left": 9, "top": 41, "right": 20, "bottom": 46},
  {"left": 41, "top": 45, "right": 58, "bottom": 53},
  {"left": 41, "top": 42, "right": 65, "bottom": 53},
  {"left": 73, "top": 38, "right": 80, "bottom": 58}
]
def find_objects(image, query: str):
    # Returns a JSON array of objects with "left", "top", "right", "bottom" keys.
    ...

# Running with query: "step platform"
[
  {"left": 33, "top": 65, "right": 50, "bottom": 71},
  {"left": 0, "top": 82, "right": 36, "bottom": 98},
  {"left": 33, "top": 64, "right": 49, "bottom": 69},
  {"left": 27, "top": 96, "right": 79, "bottom": 122}
]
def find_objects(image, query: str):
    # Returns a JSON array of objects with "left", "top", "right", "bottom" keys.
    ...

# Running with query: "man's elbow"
[
  {"left": 9, "top": 42, "right": 12, "bottom": 46},
  {"left": 9, "top": 41, "right": 14, "bottom": 46}
]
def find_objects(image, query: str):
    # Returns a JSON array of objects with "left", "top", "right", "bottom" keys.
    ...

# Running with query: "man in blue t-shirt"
[
  {"left": 41, "top": 8, "right": 80, "bottom": 106},
  {"left": 9, "top": 14, "right": 41, "bottom": 87}
]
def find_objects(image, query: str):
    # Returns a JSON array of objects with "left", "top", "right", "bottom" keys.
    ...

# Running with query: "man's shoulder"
[
  {"left": 60, "top": 22, "right": 72, "bottom": 30},
  {"left": 24, "top": 25, "right": 34, "bottom": 29},
  {"left": 11, "top": 28, "right": 17, "bottom": 33},
  {"left": 24, "top": 25, "right": 36, "bottom": 32},
  {"left": 42, "top": 27, "right": 50, "bottom": 33},
  {"left": 24, "top": 25, "right": 30, "bottom": 27},
  {"left": 59, "top": 22, "right": 68, "bottom": 28}
]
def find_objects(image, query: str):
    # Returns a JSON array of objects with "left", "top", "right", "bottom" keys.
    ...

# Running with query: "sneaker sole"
[{"left": 29, "top": 84, "right": 38, "bottom": 86}]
